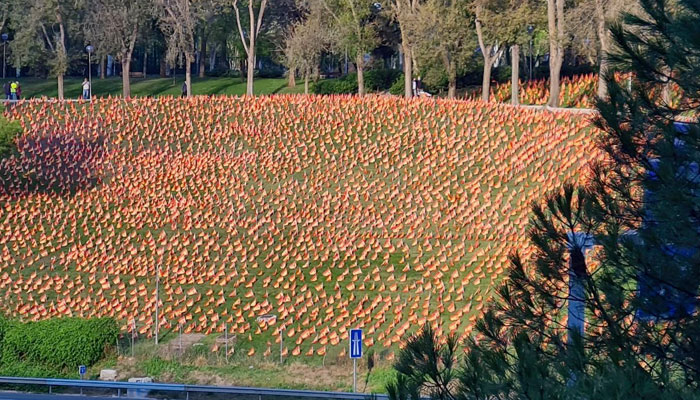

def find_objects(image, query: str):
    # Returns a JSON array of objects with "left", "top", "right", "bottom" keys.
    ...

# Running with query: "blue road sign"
[
  {"left": 349, "top": 329, "right": 362, "bottom": 358},
  {"left": 79, "top": 365, "right": 87, "bottom": 376}
]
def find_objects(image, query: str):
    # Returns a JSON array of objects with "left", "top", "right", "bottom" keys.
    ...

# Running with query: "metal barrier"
[{"left": 0, "top": 377, "right": 388, "bottom": 400}]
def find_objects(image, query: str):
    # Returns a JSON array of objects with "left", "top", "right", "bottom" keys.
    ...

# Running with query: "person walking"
[
  {"left": 15, "top": 81, "right": 21, "bottom": 100},
  {"left": 82, "top": 78, "right": 91, "bottom": 100},
  {"left": 181, "top": 81, "right": 188, "bottom": 98},
  {"left": 416, "top": 76, "right": 423, "bottom": 96},
  {"left": 3, "top": 81, "right": 9, "bottom": 100},
  {"left": 9, "top": 81, "right": 17, "bottom": 100}
]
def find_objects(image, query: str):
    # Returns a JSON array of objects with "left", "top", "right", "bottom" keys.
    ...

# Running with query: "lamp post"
[
  {"left": 86, "top": 45, "right": 94, "bottom": 100},
  {"left": 2, "top": 34, "right": 8, "bottom": 81},
  {"left": 527, "top": 25, "right": 534, "bottom": 82}
]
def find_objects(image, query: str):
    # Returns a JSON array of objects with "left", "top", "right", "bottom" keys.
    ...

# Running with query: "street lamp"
[
  {"left": 2, "top": 33, "right": 8, "bottom": 81},
  {"left": 527, "top": 25, "right": 535, "bottom": 82},
  {"left": 85, "top": 45, "right": 94, "bottom": 100}
]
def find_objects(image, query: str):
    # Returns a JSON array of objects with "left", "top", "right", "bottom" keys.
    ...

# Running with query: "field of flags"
[{"left": 0, "top": 95, "right": 605, "bottom": 358}]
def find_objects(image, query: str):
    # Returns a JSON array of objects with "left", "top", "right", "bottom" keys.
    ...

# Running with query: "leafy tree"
[
  {"left": 409, "top": 0, "right": 476, "bottom": 98},
  {"left": 320, "top": 0, "right": 380, "bottom": 96},
  {"left": 9, "top": 0, "right": 84, "bottom": 99}
]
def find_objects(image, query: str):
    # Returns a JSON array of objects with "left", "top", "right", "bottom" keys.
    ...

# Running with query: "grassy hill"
[
  {"left": 0, "top": 96, "right": 603, "bottom": 387},
  {"left": 3, "top": 77, "right": 306, "bottom": 99}
]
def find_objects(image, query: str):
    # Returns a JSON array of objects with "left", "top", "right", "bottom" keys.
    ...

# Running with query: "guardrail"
[{"left": 0, "top": 377, "right": 388, "bottom": 400}]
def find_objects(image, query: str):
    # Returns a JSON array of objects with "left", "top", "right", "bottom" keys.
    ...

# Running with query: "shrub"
[
  {"left": 389, "top": 75, "right": 405, "bottom": 96},
  {"left": 313, "top": 75, "right": 358, "bottom": 95},
  {"left": 1, "top": 318, "right": 118, "bottom": 372},
  {"left": 313, "top": 69, "right": 402, "bottom": 95},
  {"left": 365, "top": 69, "right": 401, "bottom": 92},
  {"left": 0, "top": 108, "right": 22, "bottom": 157}
]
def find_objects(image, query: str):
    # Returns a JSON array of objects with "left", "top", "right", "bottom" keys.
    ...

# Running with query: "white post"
[
  {"left": 131, "top": 319, "right": 136, "bottom": 357},
  {"left": 88, "top": 52, "right": 92, "bottom": 100},
  {"left": 279, "top": 327, "right": 284, "bottom": 365},
  {"left": 155, "top": 265, "right": 160, "bottom": 345},
  {"left": 353, "top": 359, "right": 357, "bottom": 392}
]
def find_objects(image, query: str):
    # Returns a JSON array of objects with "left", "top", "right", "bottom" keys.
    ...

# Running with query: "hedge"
[
  {"left": 313, "top": 69, "right": 403, "bottom": 95},
  {"left": 1, "top": 318, "right": 118, "bottom": 373},
  {"left": 0, "top": 107, "right": 22, "bottom": 157}
]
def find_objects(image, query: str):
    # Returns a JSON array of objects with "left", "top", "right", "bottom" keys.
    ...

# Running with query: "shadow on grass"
[{"left": 0, "top": 131, "right": 108, "bottom": 197}]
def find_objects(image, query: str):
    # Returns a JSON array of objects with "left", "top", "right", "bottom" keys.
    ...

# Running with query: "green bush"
[
  {"left": 1, "top": 318, "right": 118, "bottom": 372},
  {"left": 313, "top": 69, "right": 402, "bottom": 95},
  {"left": 0, "top": 107, "right": 22, "bottom": 157},
  {"left": 389, "top": 75, "right": 405, "bottom": 96},
  {"left": 313, "top": 75, "right": 358, "bottom": 95},
  {"left": 365, "top": 69, "right": 401, "bottom": 92}
]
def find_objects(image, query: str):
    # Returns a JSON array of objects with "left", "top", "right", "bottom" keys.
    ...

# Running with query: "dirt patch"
[{"left": 160, "top": 333, "right": 206, "bottom": 357}]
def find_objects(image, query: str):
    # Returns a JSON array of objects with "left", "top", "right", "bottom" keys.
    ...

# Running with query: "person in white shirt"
[{"left": 82, "top": 78, "right": 91, "bottom": 100}]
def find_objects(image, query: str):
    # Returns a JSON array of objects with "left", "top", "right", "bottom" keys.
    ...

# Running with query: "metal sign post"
[
  {"left": 79, "top": 365, "right": 86, "bottom": 395},
  {"left": 349, "top": 329, "right": 362, "bottom": 393}
]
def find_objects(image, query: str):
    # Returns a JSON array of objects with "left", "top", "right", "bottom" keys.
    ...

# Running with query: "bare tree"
[
  {"left": 284, "top": 8, "right": 332, "bottom": 94},
  {"left": 568, "top": 0, "right": 632, "bottom": 99},
  {"left": 474, "top": 3, "right": 499, "bottom": 102},
  {"left": 0, "top": 2, "right": 9, "bottom": 34},
  {"left": 157, "top": 0, "right": 198, "bottom": 97},
  {"left": 546, "top": 0, "right": 565, "bottom": 106},
  {"left": 85, "top": 0, "right": 152, "bottom": 98},
  {"left": 387, "top": 0, "right": 420, "bottom": 98},
  {"left": 233, "top": 0, "right": 269, "bottom": 95}
]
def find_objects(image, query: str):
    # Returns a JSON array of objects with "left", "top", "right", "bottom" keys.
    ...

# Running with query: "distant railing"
[{"left": 0, "top": 376, "right": 388, "bottom": 400}]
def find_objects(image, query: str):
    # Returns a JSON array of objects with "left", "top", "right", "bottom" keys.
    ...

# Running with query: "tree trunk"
[
  {"left": 160, "top": 58, "right": 167, "bottom": 78},
  {"left": 57, "top": 74, "right": 64, "bottom": 100},
  {"left": 594, "top": 0, "right": 608, "bottom": 99},
  {"left": 547, "top": 0, "right": 564, "bottom": 107},
  {"left": 143, "top": 50, "right": 148, "bottom": 79},
  {"left": 474, "top": 9, "right": 492, "bottom": 102},
  {"left": 402, "top": 42, "right": 412, "bottom": 98},
  {"left": 186, "top": 55, "right": 192, "bottom": 97},
  {"left": 247, "top": 50, "right": 255, "bottom": 95},
  {"left": 122, "top": 58, "right": 132, "bottom": 99},
  {"left": 288, "top": 66, "right": 296, "bottom": 87},
  {"left": 356, "top": 53, "right": 365, "bottom": 96},
  {"left": 199, "top": 36, "right": 207, "bottom": 78},
  {"left": 481, "top": 54, "right": 492, "bottom": 102},
  {"left": 447, "top": 74, "right": 457, "bottom": 99},
  {"left": 442, "top": 53, "right": 457, "bottom": 99},
  {"left": 304, "top": 72, "right": 309, "bottom": 95},
  {"left": 100, "top": 55, "right": 106, "bottom": 79},
  {"left": 511, "top": 44, "right": 520, "bottom": 105},
  {"left": 209, "top": 45, "right": 216, "bottom": 72}
]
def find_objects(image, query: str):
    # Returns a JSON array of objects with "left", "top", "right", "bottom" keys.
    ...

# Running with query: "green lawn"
[{"left": 7, "top": 76, "right": 307, "bottom": 99}]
